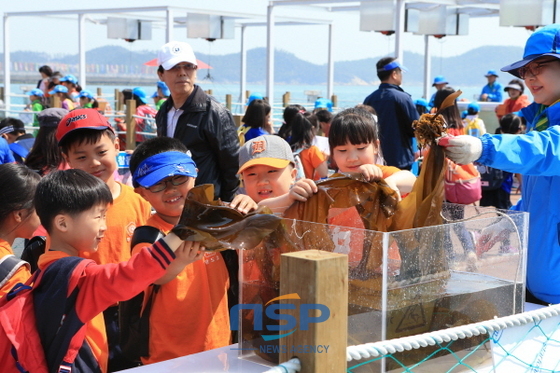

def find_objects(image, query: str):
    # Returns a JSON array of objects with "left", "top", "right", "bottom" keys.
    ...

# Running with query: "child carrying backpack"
[
  {"left": 0, "top": 164, "right": 41, "bottom": 297},
  {"left": 463, "top": 102, "right": 487, "bottom": 138}
]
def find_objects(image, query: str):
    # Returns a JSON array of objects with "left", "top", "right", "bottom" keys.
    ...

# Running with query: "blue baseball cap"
[
  {"left": 133, "top": 151, "right": 197, "bottom": 188},
  {"left": 132, "top": 87, "right": 148, "bottom": 104},
  {"left": 78, "top": 90, "right": 94, "bottom": 100},
  {"left": 246, "top": 92, "right": 264, "bottom": 106},
  {"left": 151, "top": 91, "right": 158, "bottom": 98},
  {"left": 60, "top": 74, "right": 78, "bottom": 85},
  {"left": 502, "top": 24, "right": 560, "bottom": 78},
  {"left": 378, "top": 60, "right": 408, "bottom": 72},
  {"left": 157, "top": 81, "right": 170, "bottom": 97},
  {"left": 314, "top": 98, "right": 333, "bottom": 112},
  {"left": 467, "top": 102, "right": 480, "bottom": 112},
  {"left": 461, "top": 110, "right": 468, "bottom": 119},
  {"left": 432, "top": 75, "right": 448, "bottom": 86},
  {"left": 414, "top": 98, "right": 431, "bottom": 110},
  {"left": 49, "top": 85, "right": 68, "bottom": 95},
  {"left": 27, "top": 88, "right": 44, "bottom": 97},
  {"left": 485, "top": 70, "right": 499, "bottom": 77}
]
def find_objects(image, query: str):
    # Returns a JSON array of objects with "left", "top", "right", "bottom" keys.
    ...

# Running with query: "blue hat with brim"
[
  {"left": 378, "top": 60, "right": 408, "bottom": 73},
  {"left": 132, "top": 87, "right": 148, "bottom": 104},
  {"left": 502, "top": 24, "right": 560, "bottom": 78},
  {"left": 432, "top": 75, "right": 448, "bottom": 86},
  {"left": 485, "top": 70, "right": 499, "bottom": 77},
  {"left": 468, "top": 102, "right": 480, "bottom": 112},
  {"left": 246, "top": 92, "right": 264, "bottom": 106},
  {"left": 78, "top": 90, "right": 94, "bottom": 100},
  {"left": 133, "top": 151, "right": 197, "bottom": 188},
  {"left": 314, "top": 98, "right": 333, "bottom": 112},
  {"left": 60, "top": 74, "right": 78, "bottom": 85},
  {"left": 49, "top": 85, "right": 68, "bottom": 95},
  {"left": 27, "top": 88, "right": 44, "bottom": 97},
  {"left": 157, "top": 81, "right": 170, "bottom": 97},
  {"left": 414, "top": 98, "right": 431, "bottom": 110}
]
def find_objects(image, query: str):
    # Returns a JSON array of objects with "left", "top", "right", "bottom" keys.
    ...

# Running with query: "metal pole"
[
  {"left": 3, "top": 15, "right": 10, "bottom": 115},
  {"left": 327, "top": 23, "right": 334, "bottom": 100},
  {"left": 78, "top": 13, "right": 86, "bottom": 90},
  {"left": 423, "top": 35, "right": 431, "bottom": 100},
  {"left": 266, "top": 3, "right": 275, "bottom": 109},
  {"left": 395, "top": 0, "right": 405, "bottom": 62},
  {"left": 166, "top": 8, "right": 173, "bottom": 42},
  {"left": 240, "top": 25, "right": 247, "bottom": 108}
]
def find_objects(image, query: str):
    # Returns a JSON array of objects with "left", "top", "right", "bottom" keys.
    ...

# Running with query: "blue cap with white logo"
[
  {"left": 133, "top": 151, "right": 197, "bottom": 188},
  {"left": 27, "top": 88, "right": 44, "bottom": 97}
]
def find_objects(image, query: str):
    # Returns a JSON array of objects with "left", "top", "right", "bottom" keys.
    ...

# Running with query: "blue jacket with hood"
[{"left": 477, "top": 101, "right": 560, "bottom": 303}]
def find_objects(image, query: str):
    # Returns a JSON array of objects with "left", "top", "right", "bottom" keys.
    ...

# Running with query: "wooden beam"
[{"left": 279, "top": 250, "right": 348, "bottom": 372}]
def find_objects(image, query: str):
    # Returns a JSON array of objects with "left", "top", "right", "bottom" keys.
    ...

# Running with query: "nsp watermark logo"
[{"left": 230, "top": 293, "right": 330, "bottom": 341}]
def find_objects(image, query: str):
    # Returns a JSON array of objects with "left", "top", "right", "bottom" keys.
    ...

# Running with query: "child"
[
  {"left": 132, "top": 87, "right": 158, "bottom": 144},
  {"left": 0, "top": 117, "right": 35, "bottom": 163},
  {"left": 78, "top": 90, "right": 99, "bottom": 109},
  {"left": 26, "top": 88, "right": 46, "bottom": 129},
  {"left": 25, "top": 108, "right": 69, "bottom": 176},
  {"left": 56, "top": 108, "right": 152, "bottom": 371},
  {"left": 49, "top": 85, "right": 75, "bottom": 110},
  {"left": 238, "top": 135, "right": 318, "bottom": 214},
  {"left": 439, "top": 23, "right": 560, "bottom": 306},
  {"left": 463, "top": 102, "right": 487, "bottom": 137},
  {"left": 240, "top": 99, "right": 272, "bottom": 143},
  {"left": 289, "top": 112, "right": 328, "bottom": 180},
  {"left": 0, "top": 164, "right": 41, "bottom": 297},
  {"left": 30, "top": 169, "right": 203, "bottom": 373},
  {"left": 328, "top": 107, "right": 416, "bottom": 196},
  {"left": 60, "top": 74, "right": 81, "bottom": 101},
  {"left": 128, "top": 137, "right": 255, "bottom": 364},
  {"left": 496, "top": 79, "right": 531, "bottom": 120}
]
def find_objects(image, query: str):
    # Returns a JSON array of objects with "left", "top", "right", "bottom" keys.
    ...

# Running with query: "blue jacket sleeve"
[{"left": 478, "top": 126, "right": 560, "bottom": 176}]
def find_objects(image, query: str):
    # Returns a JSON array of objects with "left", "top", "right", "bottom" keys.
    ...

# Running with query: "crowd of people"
[{"left": 0, "top": 22, "right": 560, "bottom": 373}]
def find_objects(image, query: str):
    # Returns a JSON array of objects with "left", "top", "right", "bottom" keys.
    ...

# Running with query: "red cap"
[{"left": 56, "top": 108, "right": 114, "bottom": 144}]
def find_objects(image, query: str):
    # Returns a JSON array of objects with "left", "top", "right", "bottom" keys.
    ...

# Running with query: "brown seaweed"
[{"left": 170, "top": 184, "right": 282, "bottom": 251}]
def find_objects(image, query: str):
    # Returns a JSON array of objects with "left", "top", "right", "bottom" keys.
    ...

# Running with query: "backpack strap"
[{"left": 0, "top": 255, "right": 30, "bottom": 289}]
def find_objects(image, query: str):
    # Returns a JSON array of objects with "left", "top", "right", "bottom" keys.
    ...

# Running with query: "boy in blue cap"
[
  {"left": 480, "top": 69, "right": 503, "bottom": 102},
  {"left": 129, "top": 137, "right": 255, "bottom": 364},
  {"left": 439, "top": 24, "right": 560, "bottom": 306},
  {"left": 152, "top": 81, "right": 170, "bottom": 110}
]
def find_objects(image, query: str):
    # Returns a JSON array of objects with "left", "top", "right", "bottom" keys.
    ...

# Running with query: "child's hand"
[
  {"left": 357, "top": 164, "right": 383, "bottom": 182},
  {"left": 175, "top": 240, "right": 205, "bottom": 265},
  {"left": 229, "top": 194, "right": 258, "bottom": 214},
  {"left": 289, "top": 178, "right": 318, "bottom": 202},
  {"left": 384, "top": 178, "right": 402, "bottom": 201}
]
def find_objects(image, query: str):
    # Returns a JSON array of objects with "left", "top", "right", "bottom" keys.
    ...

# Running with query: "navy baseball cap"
[
  {"left": 432, "top": 75, "right": 448, "bottom": 86},
  {"left": 133, "top": 151, "right": 197, "bottom": 188},
  {"left": 502, "top": 24, "right": 560, "bottom": 78}
]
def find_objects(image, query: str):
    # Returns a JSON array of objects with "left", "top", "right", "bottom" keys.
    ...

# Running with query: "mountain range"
[{"left": 2, "top": 44, "right": 524, "bottom": 86}]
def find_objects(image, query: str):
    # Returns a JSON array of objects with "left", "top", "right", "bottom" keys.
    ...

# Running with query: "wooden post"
[
  {"left": 125, "top": 99, "right": 136, "bottom": 151},
  {"left": 52, "top": 96, "right": 61, "bottom": 108},
  {"left": 279, "top": 250, "right": 348, "bottom": 373},
  {"left": 282, "top": 92, "right": 291, "bottom": 107},
  {"left": 331, "top": 95, "right": 338, "bottom": 109},
  {"left": 207, "top": 89, "right": 213, "bottom": 96},
  {"left": 115, "top": 89, "right": 122, "bottom": 112},
  {"left": 245, "top": 90, "right": 251, "bottom": 102},
  {"left": 225, "top": 94, "right": 232, "bottom": 111},
  {"left": 0, "top": 87, "right": 4, "bottom": 103},
  {"left": 97, "top": 87, "right": 102, "bottom": 98}
]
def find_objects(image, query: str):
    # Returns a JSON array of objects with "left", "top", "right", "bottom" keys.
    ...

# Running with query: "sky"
[{"left": 1, "top": 0, "right": 533, "bottom": 65}]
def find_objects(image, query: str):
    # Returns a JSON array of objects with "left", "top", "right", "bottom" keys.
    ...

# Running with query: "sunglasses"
[
  {"left": 145, "top": 175, "right": 190, "bottom": 193},
  {"left": 518, "top": 59, "right": 559, "bottom": 79}
]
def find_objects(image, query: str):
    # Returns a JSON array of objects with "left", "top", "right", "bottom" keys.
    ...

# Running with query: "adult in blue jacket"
[
  {"left": 363, "top": 57, "right": 419, "bottom": 170},
  {"left": 480, "top": 70, "right": 503, "bottom": 102},
  {"left": 440, "top": 24, "right": 560, "bottom": 305}
]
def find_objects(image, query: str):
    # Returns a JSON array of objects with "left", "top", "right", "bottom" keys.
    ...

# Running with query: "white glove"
[{"left": 437, "top": 135, "right": 483, "bottom": 165}]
